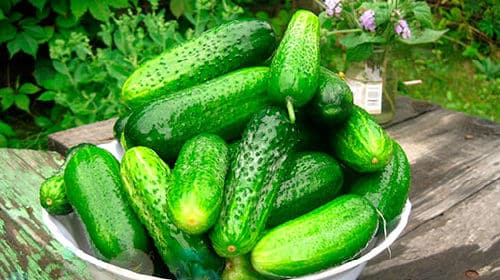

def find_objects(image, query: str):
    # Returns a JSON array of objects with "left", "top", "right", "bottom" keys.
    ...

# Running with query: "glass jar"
[{"left": 345, "top": 46, "right": 397, "bottom": 124}]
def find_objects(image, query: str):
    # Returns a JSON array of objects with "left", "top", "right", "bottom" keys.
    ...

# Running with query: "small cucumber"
[
  {"left": 64, "top": 145, "right": 152, "bottom": 261},
  {"left": 222, "top": 255, "right": 264, "bottom": 280},
  {"left": 330, "top": 105, "right": 393, "bottom": 172},
  {"left": 210, "top": 107, "right": 299, "bottom": 257},
  {"left": 167, "top": 133, "right": 230, "bottom": 235},
  {"left": 39, "top": 143, "right": 93, "bottom": 215},
  {"left": 349, "top": 140, "right": 411, "bottom": 223},
  {"left": 124, "top": 66, "right": 271, "bottom": 163},
  {"left": 39, "top": 175, "right": 71, "bottom": 215},
  {"left": 251, "top": 194, "right": 378, "bottom": 278},
  {"left": 121, "top": 19, "right": 276, "bottom": 108},
  {"left": 120, "top": 146, "right": 224, "bottom": 279},
  {"left": 267, "top": 151, "right": 344, "bottom": 227},
  {"left": 307, "top": 67, "right": 354, "bottom": 126},
  {"left": 268, "top": 9, "right": 320, "bottom": 122}
]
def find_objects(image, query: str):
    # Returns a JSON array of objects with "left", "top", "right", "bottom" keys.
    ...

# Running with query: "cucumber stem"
[{"left": 285, "top": 97, "right": 296, "bottom": 124}]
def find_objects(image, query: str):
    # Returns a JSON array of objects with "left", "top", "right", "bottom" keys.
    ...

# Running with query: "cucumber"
[
  {"left": 268, "top": 9, "right": 320, "bottom": 122},
  {"left": 307, "top": 67, "right": 354, "bottom": 126},
  {"left": 167, "top": 133, "right": 230, "bottom": 235},
  {"left": 330, "top": 105, "right": 393, "bottom": 172},
  {"left": 251, "top": 194, "right": 378, "bottom": 278},
  {"left": 39, "top": 175, "right": 71, "bottom": 215},
  {"left": 113, "top": 112, "right": 131, "bottom": 139},
  {"left": 39, "top": 143, "right": 93, "bottom": 215},
  {"left": 120, "top": 146, "right": 224, "bottom": 279},
  {"left": 222, "top": 255, "right": 264, "bottom": 280},
  {"left": 63, "top": 145, "right": 151, "bottom": 261},
  {"left": 267, "top": 151, "right": 344, "bottom": 227},
  {"left": 349, "top": 140, "right": 411, "bottom": 223},
  {"left": 121, "top": 19, "right": 276, "bottom": 108},
  {"left": 210, "top": 107, "right": 299, "bottom": 257},
  {"left": 124, "top": 67, "right": 270, "bottom": 163}
]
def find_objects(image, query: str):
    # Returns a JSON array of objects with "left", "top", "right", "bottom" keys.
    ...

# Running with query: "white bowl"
[{"left": 42, "top": 140, "right": 412, "bottom": 280}]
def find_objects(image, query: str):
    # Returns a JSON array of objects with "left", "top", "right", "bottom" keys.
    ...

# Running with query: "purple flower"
[
  {"left": 360, "top": 9, "right": 376, "bottom": 32},
  {"left": 395, "top": 19, "right": 411, "bottom": 39},
  {"left": 324, "top": 0, "right": 342, "bottom": 17}
]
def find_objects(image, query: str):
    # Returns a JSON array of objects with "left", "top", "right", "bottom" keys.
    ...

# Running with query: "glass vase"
[{"left": 345, "top": 46, "right": 397, "bottom": 124}]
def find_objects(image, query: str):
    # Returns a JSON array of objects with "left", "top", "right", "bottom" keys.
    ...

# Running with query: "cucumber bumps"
[
  {"left": 210, "top": 107, "right": 299, "bottom": 257},
  {"left": 268, "top": 10, "right": 320, "bottom": 122},
  {"left": 120, "top": 146, "right": 224, "bottom": 279},
  {"left": 121, "top": 19, "right": 276, "bottom": 108}
]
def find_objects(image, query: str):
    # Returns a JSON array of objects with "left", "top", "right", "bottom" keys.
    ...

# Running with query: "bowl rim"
[{"left": 42, "top": 140, "right": 412, "bottom": 280}]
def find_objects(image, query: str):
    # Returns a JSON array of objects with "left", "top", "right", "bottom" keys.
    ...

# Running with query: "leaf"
[
  {"left": 1, "top": 93, "right": 15, "bottom": 111},
  {"left": 70, "top": 0, "right": 88, "bottom": 19},
  {"left": 412, "top": 2, "right": 433, "bottom": 28},
  {"left": 28, "top": 0, "right": 47, "bottom": 11},
  {"left": 55, "top": 14, "right": 79, "bottom": 28},
  {"left": 19, "top": 83, "right": 41, "bottom": 95},
  {"left": 7, "top": 32, "right": 39, "bottom": 57},
  {"left": 15, "top": 94, "right": 31, "bottom": 112},
  {"left": 0, "top": 9, "right": 6, "bottom": 20},
  {"left": 22, "top": 22, "right": 48, "bottom": 41},
  {"left": 0, "top": 87, "right": 15, "bottom": 97},
  {"left": 0, "top": 120, "right": 16, "bottom": 136},
  {"left": 399, "top": 28, "right": 448, "bottom": 45},
  {"left": 37, "top": 90, "right": 56, "bottom": 101},
  {"left": 0, "top": 133, "right": 7, "bottom": 147},
  {"left": 106, "top": 0, "right": 129, "bottom": 9},
  {"left": 170, "top": 0, "right": 185, "bottom": 18},
  {"left": 34, "top": 116, "right": 53, "bottom": 128},
  {"left": 88, "top": 0, "right": 111, "bottom": 22},
  {"left": 0, "top": 22, "right": 17, "bottom": 43},
  {"left": 346, "top": 43, "right": 374, "bottom": 62},
  {"left": 340, "top": 33, "right": 386, "bottom": 49},
  {"left": 52, "top": 60, "right": 70, "bottom": 76},
  {"left": 50, "top": 0, "right": 68, "bottom": 15}
]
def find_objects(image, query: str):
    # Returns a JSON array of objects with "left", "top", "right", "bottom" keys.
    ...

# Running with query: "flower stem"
[{"left": 326, "top": 28, "right": 363, "bottom": 36}]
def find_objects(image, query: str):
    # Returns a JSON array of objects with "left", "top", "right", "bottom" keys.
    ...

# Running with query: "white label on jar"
[{"left": 346, "top": 79, "right": 383, "bottom": 114}]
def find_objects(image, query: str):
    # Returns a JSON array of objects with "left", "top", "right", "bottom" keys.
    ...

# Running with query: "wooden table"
[{"left": 1, "top": 96, "right": 499, "bottom": 280}]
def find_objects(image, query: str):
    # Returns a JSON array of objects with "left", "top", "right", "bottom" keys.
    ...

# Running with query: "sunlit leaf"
[
  {"left": 15, "top": 94, "right": 31, "bottom": 112},
  {"left": 19, "top": 83, "right": 41, "bottom": 95}
]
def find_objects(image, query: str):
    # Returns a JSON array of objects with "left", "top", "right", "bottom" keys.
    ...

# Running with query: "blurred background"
[{"left": 0, "top": 0, "right": 498, "bottom": 149}]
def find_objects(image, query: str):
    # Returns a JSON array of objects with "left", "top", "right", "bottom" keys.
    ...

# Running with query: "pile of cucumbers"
[{"left": 40, "top": 9, "right": 411, "bottom": 280}]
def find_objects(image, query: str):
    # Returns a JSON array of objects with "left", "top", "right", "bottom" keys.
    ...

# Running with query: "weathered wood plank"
[
  {"left": 361, "top": 179, "right": 500, "bottom": 280},
  {"left": 46, "top": 96, "right": 437, "bottom": 155},
  {"left": 0, "top": 149, "right": 90, "bottom": 279},
  {"left": 47, "top": 118, "right": 117, "bottom": 155},
  {"left": 386, "top": 108, "right": 500, "bottom": 233}
]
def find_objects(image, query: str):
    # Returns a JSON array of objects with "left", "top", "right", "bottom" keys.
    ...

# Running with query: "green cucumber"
[
  {"left": 210, "top": 107, "right": 299, "bottom": 257},
  {"left": 124, "top": 67, "right": 270, "bottom": 163},
  {"left": 167, "top": 133, "right": 229, "bottom": 235},
  {"left": 267, "top": 151, "right": 344, "bottom": 227},
  {"left": 120, "top": 146, "right": 224, "bottom": 279},
  {"left": 222, "top": 255, "right": 264, "bottom": 280},
  {"left": 39, "top": 143, "right": 93, "bottom": 215},
  {"left": 251, "top": 194, "right": 378, "bottom": 278},
  {"left": 307, "top": 67, "right": 354, "bottom": 126},
  {"left": 63, "top": 145, "right": 151, "bottom": 261},
  {"left": 349, "top": 140, "right": 411, "bottom": 223},
  {"left": 39, "top": 175, "right": 71, "bottom": 215},
  {"left": 121, "top": 19, "right": 276, "bottom": 108},
  {"left": 330, "top": 105, "right": 393, "bottom": 172},
  {"left": 268, "top": 9, "right": 320, "bottom": 122}
]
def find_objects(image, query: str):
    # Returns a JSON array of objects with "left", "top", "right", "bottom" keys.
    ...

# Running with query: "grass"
[{"left": 394, "top": 46, "right": 500, "bottom": 122}]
